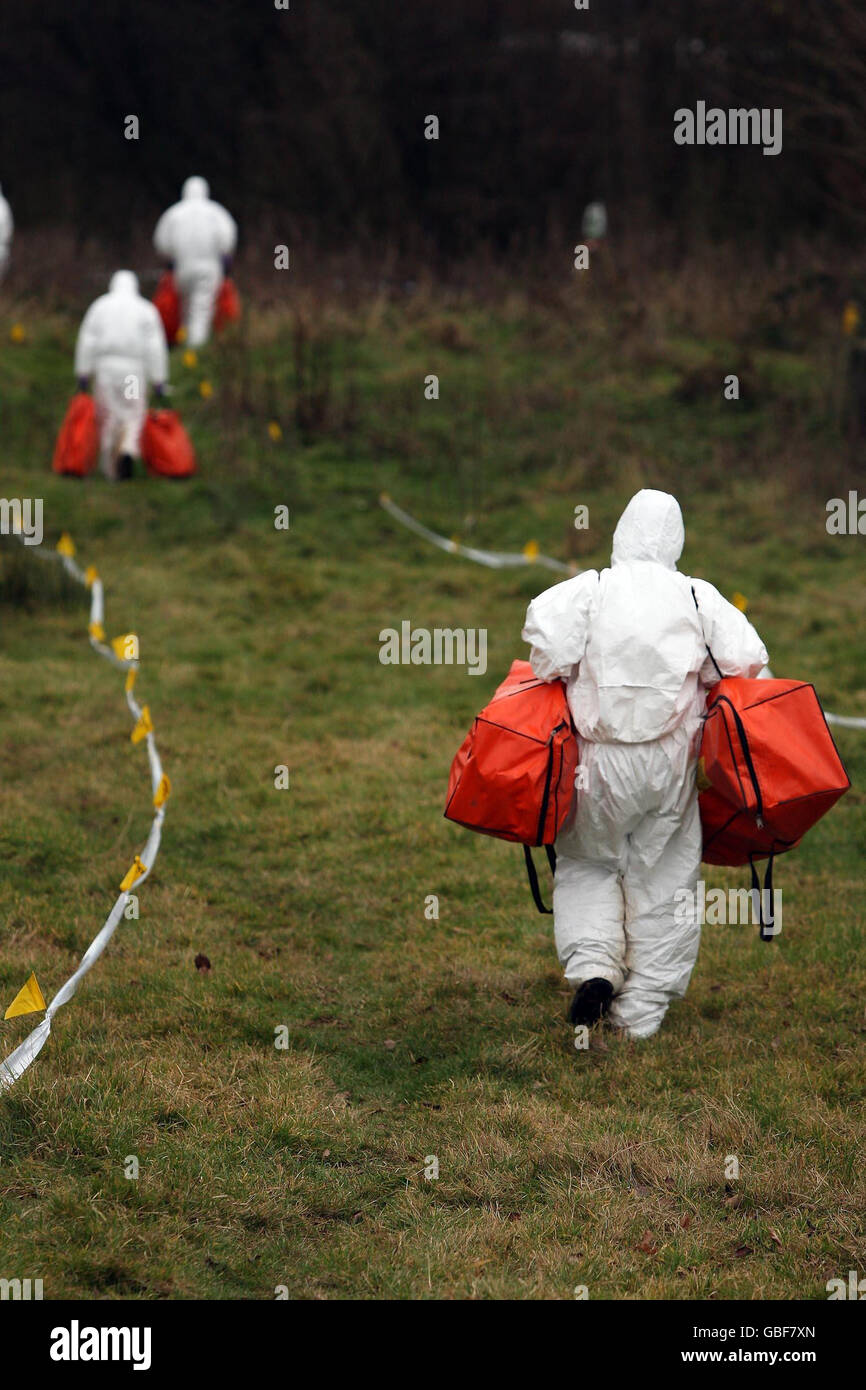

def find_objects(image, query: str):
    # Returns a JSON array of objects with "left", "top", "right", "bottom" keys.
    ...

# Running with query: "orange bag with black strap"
[
  {"left": 444, "top": 659, "right": 579, "bottom": 912},
  {"left": 52, "top": 393, "right": 98, "bottom": 476},
  {"left": 141, "top": 409, "right": 197, "bottom": 478},
  {"left": 213, "top": 277, "right": 241, "bottom": 333},
  {"left": 153, "top": 272, "right": 181, "bottom": 345},
  {"left": 699, "top": 676, "right": 850, "bottom": 938}
]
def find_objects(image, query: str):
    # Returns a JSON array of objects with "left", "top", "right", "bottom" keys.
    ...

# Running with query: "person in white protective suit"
[
  {"left": 522, "top": 490, "right": 768, "bottom": 1039},
  {"left": 153, "top": 176, "right": 237, "bottom": 347},
  {"left": 74, "top": 271, "right": 169, "bottom": 481},
  {"left": 0, "top": 183, "right": 13, "bottom": 281}
]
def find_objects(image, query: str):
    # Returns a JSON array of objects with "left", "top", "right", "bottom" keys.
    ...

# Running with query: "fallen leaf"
[
  {"left": 636, "top": 1230, "right": 659, "bottom": 1255},
  {"left": 734, "top": 1244, "right": 754, "bottom": 1257},
  {"left": 383, "top": 1039, "right": 397, "bottom": 1050},
  {"left": 680, "top": 1214, "right": 692, "bottom": 1229}
]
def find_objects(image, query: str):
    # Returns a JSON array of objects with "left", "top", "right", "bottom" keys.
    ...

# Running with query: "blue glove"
[
  {"left": 154, "top": 383, "right": 166, "bottom": 400},
  {"left": 77, "top": 377, "right": 89, "bottom": 392},
  {"left": 222, "top": 256, "right": 232, "bottom": 275}
]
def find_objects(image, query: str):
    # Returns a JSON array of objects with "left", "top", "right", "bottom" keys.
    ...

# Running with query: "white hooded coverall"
[
  {"left": 153, "top": 176, "right": 237, "bottom": 347},
  {"left": 0, "top": 184, "right": 13, "bottom": 282},
  {"left": 522, "top": 490, "right": 768, "bottom": 1038},
  {"left": 74, "top": 271, "right": 168, "bottom": 480}
]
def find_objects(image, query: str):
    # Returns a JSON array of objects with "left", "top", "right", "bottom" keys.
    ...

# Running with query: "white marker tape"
[
  {"left": 379, "top": 493, "right": 572, "bottom": 573},
  {"left": 0, "top": 537, "right": 169, "bottom": 1091}
]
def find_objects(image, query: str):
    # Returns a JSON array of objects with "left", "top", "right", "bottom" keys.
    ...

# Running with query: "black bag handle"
[
  {"left": 750, "top": 851, "right": 777, "bottom": 942},
  {"left": 524, "top": 844, "right": 557, "bottom": 914}
]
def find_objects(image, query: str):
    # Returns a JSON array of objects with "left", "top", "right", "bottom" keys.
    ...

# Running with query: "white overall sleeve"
[
  {"left": 74, "top": 302, "right": 103, "bottom": 378},
  {"left": 690, "top": 577, "right": 768, "bottom": 685},
  {"left": 522, "top": 570, "right": 599, "bottom": 682}
]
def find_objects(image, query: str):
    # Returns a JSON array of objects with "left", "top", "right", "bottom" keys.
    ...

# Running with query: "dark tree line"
[{"left": 0, "top": 0, "right": 862, "bottom": 260}]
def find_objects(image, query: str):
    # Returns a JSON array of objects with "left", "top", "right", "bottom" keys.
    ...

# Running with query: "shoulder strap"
[
  {"left": 750, "top": 852, "right": 778, "bottom": 942},
  {"left": 691, "top": 585, "right": 723, "bottom": 682},
  {"left": 523, "top": 844, "right": 557, "bottom": 914}
]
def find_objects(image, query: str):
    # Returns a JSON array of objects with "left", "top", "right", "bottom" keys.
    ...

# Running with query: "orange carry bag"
[
  {"left": 213, "top": 277, "right": 241, "bottom": 333},
  {"left": 153, "top": 272, "right": 181, "bottom": 345},
  {"left": 699, "top": 676, "right": 850, "bottom": 938},
  {"left": 444, "top": 659, "right": 579, "bottom": 912},
  {"left": 52, "top": 393, "right": 99, "bottom": 476},
  {"left": 141, "top": 409, "right": 197, "bottom": 478}
]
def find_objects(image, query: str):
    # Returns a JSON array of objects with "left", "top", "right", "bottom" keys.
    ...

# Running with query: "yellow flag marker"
[
  {"left": 268, "top": 420, "right": 283, "bottom": 441},
  {"left": 84, "top": 565, "right": 99, "bottom": 588},
  {"left": 732, "top": 591, "right": 748, "bottom": 613},
  {"left": 199, "top": 379, "right": 213, "bottom": 399},
  {"left": 89, "top": 620, "right": 106, "bottom": 642},
  {"left": 523, "top": 540, "right": 540, "bottom": 561},
  {"left": 182, "top": 349, "right": 197, "bottom": 368},
  {"left": 120, "top": 856, "right": 147, "bottom": 892},
  {"left": 5, "top": 972, "right": 46, "bottom": 1020},
  {"left": 843, "top": 301, "right": 860, "bottom": 337},
  {"left": 112, "top": 633, "right": 139, "bottom": 662},
  {"left": 176, "top": 325, "right": 187, "bottom": 344},
  {"left": 131, "top": 706, "right": 153, "bottom": 744},
  {"left": 125, "top": 668, "right": 138, "bottom": 693},
  {"left": 9, "top": 322, "right": 26, "bottom": 344},
  {"left": 56, "top": 533, "right": 76, "bottom": 557},
  {"left": 380, "top": 491, "right": 391, "bottom": 505},
  {"left": 153, "top": 773, "right": 171, "bottom": 808}
]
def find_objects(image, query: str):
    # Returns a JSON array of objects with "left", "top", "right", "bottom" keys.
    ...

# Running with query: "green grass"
[{"left": 0, "top": 275, "right": 863, "bottom": 1300}]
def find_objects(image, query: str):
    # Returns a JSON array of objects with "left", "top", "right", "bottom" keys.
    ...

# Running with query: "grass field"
[{"left": 0, "top": 269, "right": 864, "bottom": 1300}]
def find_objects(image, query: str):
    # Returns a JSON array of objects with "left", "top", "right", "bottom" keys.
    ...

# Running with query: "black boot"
[
  {"left": 117, "top": 453, "right": 134, "bottom": 481},
  {"left": 569, "top": 978, "right": 614, "bottom": 1027}
]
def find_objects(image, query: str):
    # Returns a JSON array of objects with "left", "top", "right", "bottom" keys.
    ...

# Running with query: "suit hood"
[
  {"left": 611, "top": 489, "right": 685, "bottom": 570},
  {"left": 182, "top": 176, "right": 210, "bottom": 200},
  {"left": 109, "top": 270, "right": 139, "bottom": 295}
]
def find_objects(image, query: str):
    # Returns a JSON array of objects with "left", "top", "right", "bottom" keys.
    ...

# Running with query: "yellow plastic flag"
[
  {"left": 843, "top": 301, "right": 861, "bottom": 337},
  {"left": 131, "top": 706, "right": 153, "bottom": 744},
  {"left": 153, "top": 773, "right": 171, "bottom": 808},
  {"left": 89, "top": 621, "right": 106, "bottom": 642},
  {"left": 268, "top": 421, "right": 283, "bottom": 441},
  {"left": 5, "top": 972, "right": 47, "bottom": 1020},
  {"left": 199, "top": 379, "right": 213, "bottom": 399},
  {"left": 182, "top": 349, "right": 197, "bottom": 368},
  {"left": 84, "top": 565, "right": 99, "bottom": 588},
  {"left": 732, "top": 591, "right": 748, "bottom": 613},
  {"left": 9, "top": 322, "right": 26, "bottom": 344},
  {"left": 125, "top": 668, "right": 138, "bottom": 693},
  {"left": 56, "top": 533, "right": 76, "bottom": 557},
  {"left": 119, "top": 856, "right": 147, "bottom": 892},
  {"left": 111, "top": 633, "right": 139, "bottom": 662},
  {"left": 523, "top": 540, "right": 540, "bottom": 561}
]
